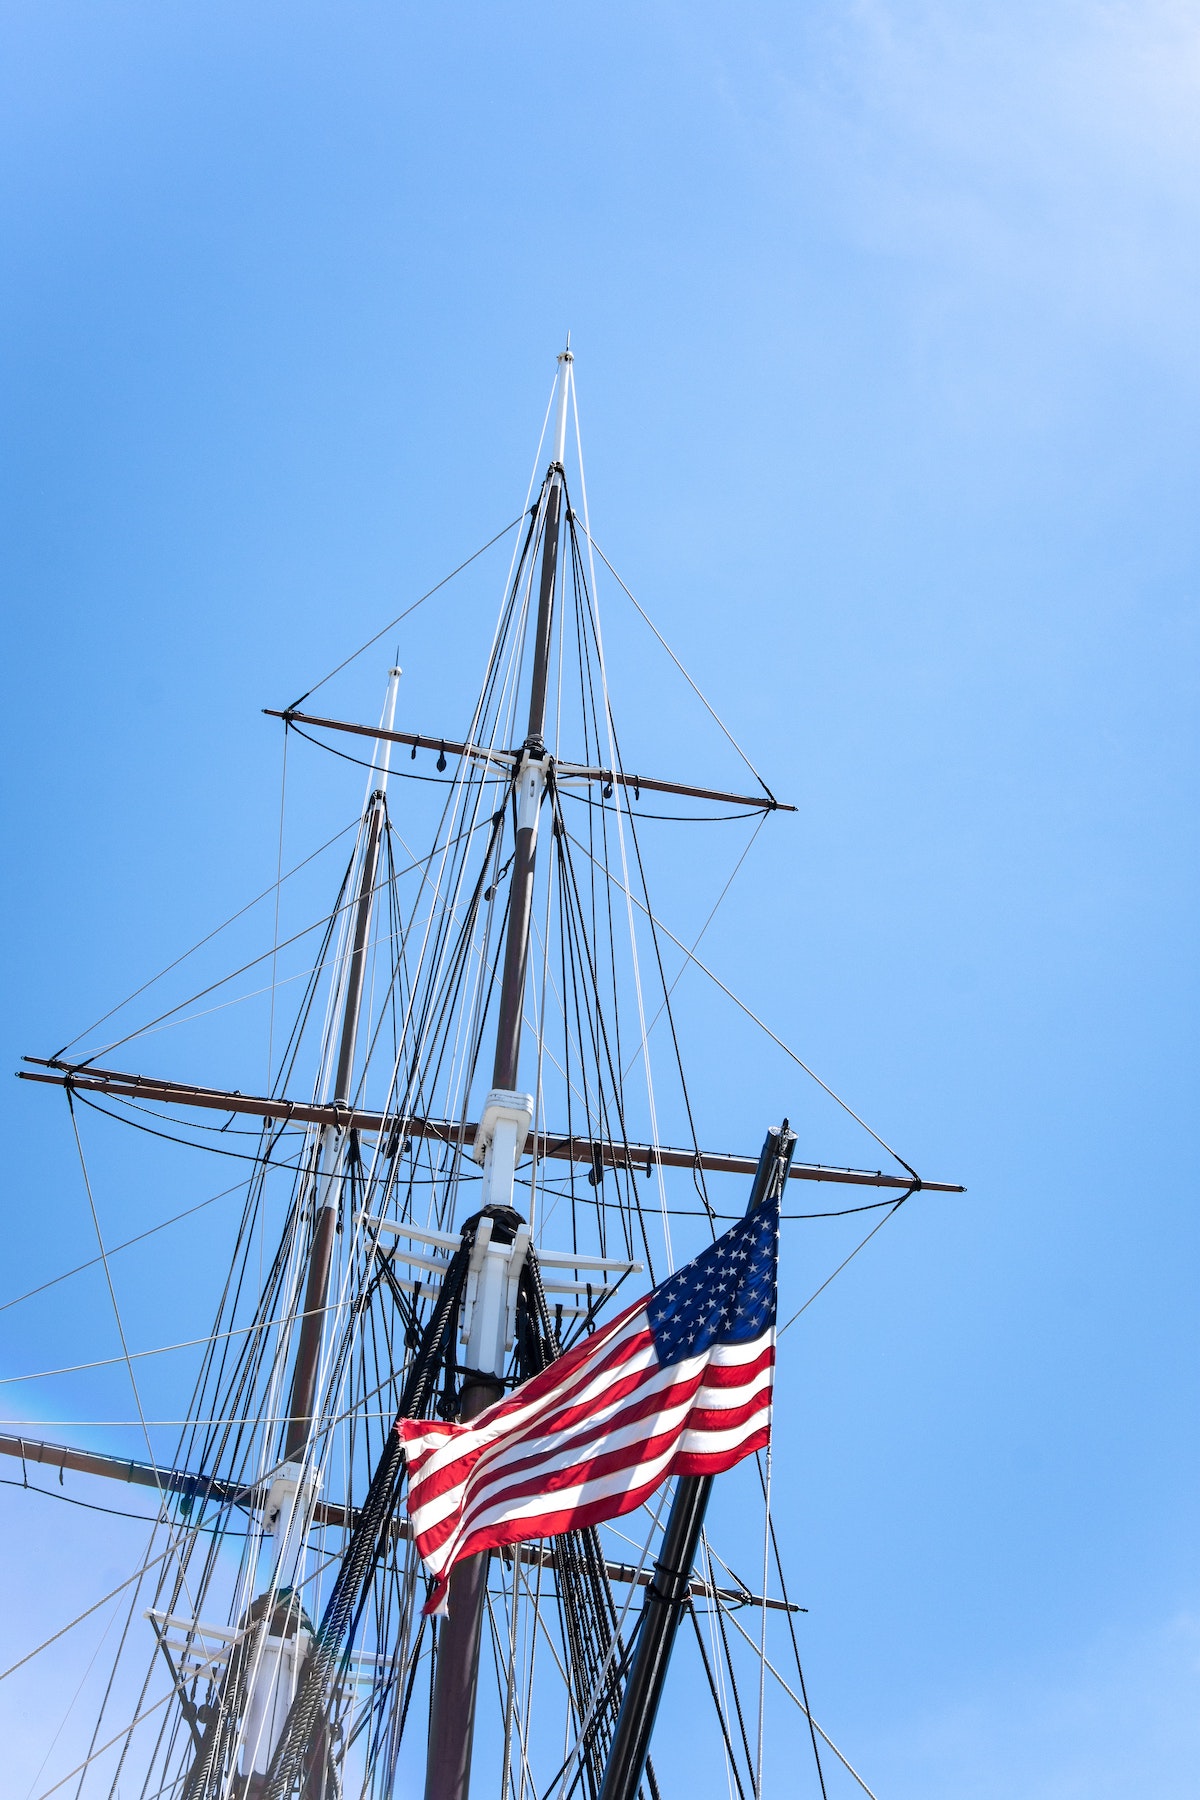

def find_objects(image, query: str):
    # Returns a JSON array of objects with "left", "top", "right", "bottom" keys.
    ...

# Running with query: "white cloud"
[{"left": 766, "top": 1, "right": 1200, "bottom": 365}]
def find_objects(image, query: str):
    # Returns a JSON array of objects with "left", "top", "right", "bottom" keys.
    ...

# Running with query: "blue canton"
[{"left": 647, "top": 1194, "right": 780, "bottom": 1368}]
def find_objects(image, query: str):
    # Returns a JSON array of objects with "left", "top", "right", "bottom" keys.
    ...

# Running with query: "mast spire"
[{"left": 552, "top": 336, "right": 571, "bottom": 466}]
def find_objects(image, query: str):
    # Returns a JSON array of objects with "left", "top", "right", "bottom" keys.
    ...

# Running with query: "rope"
[
  {"left": 0, "top": 1176, "right": 250, "bottom": 1317},
  {"left": 582, "top": 531, "right": 777, "bottom": 806},
  {"left": 568, "top": 376, "right": 675, "bottom": 1267},
  {"left": 266, "top": 712, "right": 289, "bottom": 1089},
  {"left": 260, "top": 1244, "right": 471, "bottom": 1800},
  {"left": 31, "top": 1691, "right": 173, "bottom": 1799},
  {"left": 562, "top": 822, "right": 920, "bottom": 1181},
  {"left": 720, "top": 1608, "right": 881, "bottom": 1800},
  {"left": 756, "top": 1443, "right": 771, "bottom": 1796},
  {"left": 777, "top": 1193, "right": 913, "bottom": 1335},
  {"left": 756, "top": 1468, "right": 827, "bottom": 1799},
  {"left": 0, "top": 1543, "right": 178, "bottom": 1685},
  {"left": 0, "top": 1299, "right": 342, "bottom": 1385},
  {"left": 285, "top": 515, "right": 526, "bottom": 710},
  {"left": 618, "top": 813, "right": 766, "bottom": 1085},
  {"left": 66, "top": 1096, "right": 162, "bottom": 1484},
  {"left": 51, "top": 818, "right": 357, "bottom": 1062}
]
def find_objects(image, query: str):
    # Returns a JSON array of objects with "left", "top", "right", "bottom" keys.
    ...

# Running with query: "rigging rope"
[
  {"left": 562, "top": 822, "right": 920, "bottom": 1182},
  {"left": 51, "top": 819, "right": 358, "bottom": 1063},
  {"left": 777, "top": 1193, "right": 914, "bottom": 1336},
  {"left": 0, "top": 1176, "right": 250, "bottom": 1317},
  {"left": 286, "top": 515, "right": 527, "bottom": 711},
  {"left": 66, "top": 1096, "right": 164, "bottom": 1489},
  {"left": 581, "top": 530, "right": 777, "bottom": 807}
]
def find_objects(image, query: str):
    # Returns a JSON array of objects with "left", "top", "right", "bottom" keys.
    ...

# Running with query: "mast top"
[{"left": 551, "top": 342, "right": 572, "bottom": 469}]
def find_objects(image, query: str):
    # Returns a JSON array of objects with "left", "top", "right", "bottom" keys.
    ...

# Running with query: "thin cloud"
[{"left": 763, "top": 1, "right": 1200, "bottom": 365}]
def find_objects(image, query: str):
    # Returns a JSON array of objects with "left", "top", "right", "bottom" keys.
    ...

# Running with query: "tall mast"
[
  {"left": 491, "top": 348, "right": 570, "bottom": 1091},
  {"left": 227, "top": 669, "right": 400, "bottom": 1798},
  {"left": 424, "top": 347, "right": 572, "bottom": 1800},
  {"left": 283, "top": 666, "right": 401, "bottom": 1458}
]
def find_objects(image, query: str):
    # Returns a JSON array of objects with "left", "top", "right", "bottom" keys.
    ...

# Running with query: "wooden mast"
[
  {"left": 423, "top": 346, "right": 572, "bottom": 1800},
  {"left": 282, "top": 784, "right": 385, "bottom": 1459},
  {"left": 215, "top": 669, "right": 399, "bottom": 1800}
]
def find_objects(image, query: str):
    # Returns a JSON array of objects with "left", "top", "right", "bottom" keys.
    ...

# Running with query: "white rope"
[
  {"left": 582, "top": 531, "right": 776, "bottom": 800},
  {"left": 32, "top": 1689, "right": 173, "bottom": 1799},
  {"left": 562, "top": 822, "right": 918, "bottom": 1177},
  {"left": 700, "top": 1533, "right": 741, "bottom": 1800},
  {"left": 0, "top": 1299, "right": 346, "bottom": 1385},
  {"left": 21, "top": 1599, "right": 119, "bottom": 1800},
  {"left": 619, "top": 811, "right": 767, "bottom": 1085},
  {"left": 0, "top": 1175, "right": 250, "bottom": 1317},
  {"left": 54, "top": 821, "right": 358, "bottom": 1062},
  {"left": 67, "top": 1103, "right": 165, "bottom": 1494},
  {"left": 499, "top": 1544, "right": 524, "bottom": 1800},
  {"left": 569, "top": 363, "right": 675, "bottom": 1270},
  {"left": 721, "top": 1607, "right": 881, "bottom": 1800},
  {"left": 0, "top": 1542, "right": 179, "bottom": 1685}
]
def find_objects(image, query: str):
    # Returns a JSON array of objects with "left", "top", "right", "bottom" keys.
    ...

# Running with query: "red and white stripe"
[{"left": 396, "top": 1294, "right": 774, "bottom": 1615}]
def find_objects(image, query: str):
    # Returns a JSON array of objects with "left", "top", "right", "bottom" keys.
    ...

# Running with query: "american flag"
[{"left": 396, "top": 1195, "right": 780, "bottom": 1615}]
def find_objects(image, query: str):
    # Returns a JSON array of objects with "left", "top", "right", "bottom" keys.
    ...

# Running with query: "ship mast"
[
  {"left": 232, "top": 668, "right": 400, "bottom": 1798},
  {"left": 283, "top": 676, "right": 397, "bottom": 1460},
  {"left": 5, "top": 350, "right": 968, "bottom": 1800},
  {"left": 423, "top": 345, "right": 572, "bottom": 1800}
]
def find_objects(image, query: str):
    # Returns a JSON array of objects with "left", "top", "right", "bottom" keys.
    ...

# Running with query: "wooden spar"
[
  {"left": 263, "top": 707, "right": 796, "bottom": 813},
  {"left": 0, "top": 1433, "right": 799, "bottom": 1613},
  {"left": 263, "top": 709, "right": 516, "bottom": 774},
  {"left": 0, "top": 1432, "right": 356, "bottom": 1530},
  {"left": 18, "top": 1061, "right": 965, "bottom": 1193}
]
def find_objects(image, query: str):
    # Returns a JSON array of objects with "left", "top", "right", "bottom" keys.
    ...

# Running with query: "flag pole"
[{"left": 596, "top": 1124, "right": 797, "bottom": 1800}]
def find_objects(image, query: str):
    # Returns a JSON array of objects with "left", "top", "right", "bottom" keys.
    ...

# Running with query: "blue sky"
[{"left": 1, "top": 3, "right": 1197, "bottom": 1796}]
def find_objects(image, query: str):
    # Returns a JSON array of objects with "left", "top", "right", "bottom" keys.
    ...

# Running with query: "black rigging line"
[
  {"left": 287, "top": 512, "right": 529, "bottom": 711},
  {"left": 286, "top": 722, "right": 481, "bottom": 786},
  {"left": 553, "top": 813, "right": 655, "bottom": 1279},
  {"left": 0, "top": 1476, "right": 252, "bottom": 1536},
  {"left": 756, "top": 1467, "right": 827, "bottom": 1800},
  {"left": 51, "top": 818, "right": 360, "bottom": 1063},
  {"left": 557, "top": 788, "right": 773, "bottom": 824},
  {"left": 582, "top": 529, "right": 779, "bottom": 807},
  {"left": 65, "top": 1087, "right": 305, "bottom": 1167},
  {"left": 712, "top": 1580, "right": 757, "bottom": 1792},
  {"left": 686, "top": 1598, "right": 749, "bottom": 1800}
]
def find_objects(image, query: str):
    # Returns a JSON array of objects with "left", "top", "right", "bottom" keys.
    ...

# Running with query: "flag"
[{"left": 396, "top": 1194, "right": 780, "bottom": 1615}]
